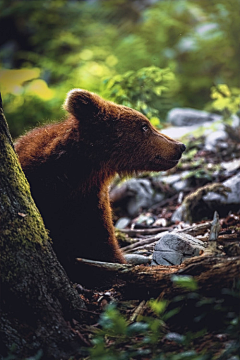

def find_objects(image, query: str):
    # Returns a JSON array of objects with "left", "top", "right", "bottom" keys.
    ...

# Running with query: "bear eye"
[{"left": 142, "top": 124, "right": 149, "bottom": 132}]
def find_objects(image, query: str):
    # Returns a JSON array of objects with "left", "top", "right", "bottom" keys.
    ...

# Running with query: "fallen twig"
[
  {"left": 122, "top": 221, "right": 213, "bottom": 254},
  {"left": 208, "top": 211, "right": 221, "bottom": 241},
  {"left": 120, "top": 227, "right": 171, "bottom": 237},
  {"left": 122, "top": 231, "right": 169, "bottom": 253},
  {"left": 130, "top": 300, "right": 146, "bottom": 322},
  {"left": 176, "top": 221, "right": 212, "bottom": 236},
  {"left": 76, "top": 258, "right": 132, "bottom": 272}
]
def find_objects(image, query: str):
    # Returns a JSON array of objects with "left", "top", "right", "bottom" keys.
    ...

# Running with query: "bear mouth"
[{"left": 151, "top": 157, "right": 179, "bottom": 171}]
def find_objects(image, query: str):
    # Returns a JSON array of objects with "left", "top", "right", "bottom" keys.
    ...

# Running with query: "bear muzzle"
[
  {"left": 173, "top": 142, "right": 186, "bottom": 160},
  {"left": 153, "top": 142, "right": 186, "bottom": 171},
  {"left": 155, "top": 142, "right": 186, "bottom": 161}
]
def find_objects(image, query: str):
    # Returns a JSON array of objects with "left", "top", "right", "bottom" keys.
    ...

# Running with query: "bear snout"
[
  {"left": 179, "top": 143, "right": 186, "bottom": 152},
  {"left": 178, "top": 143, "right": 186, "bottom": 159},
  {"left": 174, "top": 144, "right": 186, "bottom": 160},
  {"left": 173, "top": 142, "right": 186, "bottom": 160},
  {"left": 154, "top": 142, "right": 185, "bottom": 163}
]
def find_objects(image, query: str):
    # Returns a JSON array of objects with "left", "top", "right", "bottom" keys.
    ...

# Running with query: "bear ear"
[{"left": 63, "top": 89, "right": 99, "bottom": 118}]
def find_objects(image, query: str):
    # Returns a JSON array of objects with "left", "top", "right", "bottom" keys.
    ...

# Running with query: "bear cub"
[{"left": 15, "top": 89, "right": 185, "bottom": 281}]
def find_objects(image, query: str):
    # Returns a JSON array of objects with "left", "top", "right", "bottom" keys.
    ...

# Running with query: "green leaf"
[
  {"left": 171, "top": 275, "right": 198, "bottom": 291},
  {"left": 149, "top": 299, "right": 167, "bottom": 316},
  {"left": 126, "top": 322, "right": 149, "bottom": 335}
]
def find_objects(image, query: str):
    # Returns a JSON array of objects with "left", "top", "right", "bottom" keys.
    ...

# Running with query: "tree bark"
[
  {"left": 77, "top": 255, "right": 240, "bottom": 300},
  {"left": 0, "top": 95, "right": 87, "bottom": 360}
]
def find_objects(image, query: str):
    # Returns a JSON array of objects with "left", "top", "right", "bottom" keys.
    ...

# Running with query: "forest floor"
[{"left": 71, "top": 129, "right": 240, "bottom": 359}]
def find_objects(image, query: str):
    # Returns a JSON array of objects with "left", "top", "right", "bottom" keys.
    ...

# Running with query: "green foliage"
[
  {"left": 210, "top": 84, "right": 240, "bottom": 118},
  {"left": 2, "top": 93, "right": 64, "bottom": 139},
  {"left": 171, "top": 275, "right": 198, "bottom": 291},
  {"left": 1, "top": 0, "right": 240, "bottom": 137},
  {"left": 181, "top": 158, "right": 222, "bottom": 183},
  {"left": 104, "top": 66, "right": 177, "bottom": 125},
  {"left": 149, "top": 299, "right": 167, "bottom": 316},
  {"left": 0, "top": 68, "right": 66, "bottom": 138},
  {"left": 97, "top": 303, "right": 128, "bottom": 337},
  {"left": 89, "top": 279, "right": 240, "bottom": 359},
  {"left": 183, "top": 167, "right": 216, "bottom": 182},
  {"left": 90, "top": 303, "right": 152, "bottom": 359},
  {"left": 178, "top": 137, "right": 222, "bottom": 184}
]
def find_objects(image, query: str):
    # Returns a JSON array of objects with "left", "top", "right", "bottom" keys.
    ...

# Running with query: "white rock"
[
  {"left": 203, "top": 173, "right": 240, "bottom": 205},
  {"left": 124, "top": 254, "right": 150, "bottom": 265},
  {"left": 173, "top": 179, "right": 189, "bottom": 192},
  {"left": 163, "top": 108, "right": 238, "bottom": 140},
  {"left": 232, "top": 115, "right": 240, "bottom": 128},
  {"left": 221, "top": 159, "right": 240, "bottom": 173},
  {"left": 115, "top": 217, "right": 131, "bottom": 229},
  {"left": 161, "top": 173, "right": 182, "bottom": 185},
  {"left": 204, "top": 130, "right": 228, "bottom": 151}
]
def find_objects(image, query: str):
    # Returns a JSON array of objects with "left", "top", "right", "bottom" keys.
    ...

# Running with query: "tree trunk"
[{"left": 0, "top": 95, "right": 87, "bottom": 360}]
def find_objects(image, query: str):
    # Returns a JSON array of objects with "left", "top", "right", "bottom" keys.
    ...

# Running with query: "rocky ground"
[
  {"left": 110, "top": 108, "right": 240, "bottom": 266},
  {"left": 74, "top": 109, "right": 240, "bottom": 358}
]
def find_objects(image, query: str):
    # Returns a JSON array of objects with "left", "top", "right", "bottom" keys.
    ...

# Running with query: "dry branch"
[
  {"left": 76, "top": 256, "right": 240, "bottom": 299},
  {"left": 122, "top": 221, "right": 212, "bottom": 254},
  {"left": 120, "top": 227, "right": 171, "bottom": 237}
]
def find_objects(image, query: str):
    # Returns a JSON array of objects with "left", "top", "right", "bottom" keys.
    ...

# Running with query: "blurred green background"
[{"left": 0, "top": 0, "right": 239, "bottom": 139}]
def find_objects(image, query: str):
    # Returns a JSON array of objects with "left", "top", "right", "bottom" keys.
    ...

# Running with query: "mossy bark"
[{"left": 0, "top": 96, "right": 87, "bottom": 360}]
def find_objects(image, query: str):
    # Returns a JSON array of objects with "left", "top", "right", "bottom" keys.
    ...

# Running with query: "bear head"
[{"left": 64, "top": 89, "right": 185, "bottom": 174}]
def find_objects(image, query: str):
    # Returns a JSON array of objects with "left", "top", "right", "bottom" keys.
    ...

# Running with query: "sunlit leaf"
[{"left": 149, "top": 299, "right": 167, "bottom": 315}]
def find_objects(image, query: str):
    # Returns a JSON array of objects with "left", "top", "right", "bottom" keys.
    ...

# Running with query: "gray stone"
[
  {"left": 151, "top": 232, "right": 205, "bottom": 266},
  {"left": 161, "top": 124, "right": 211, "bottom": 139},
  {"left": 204, "top": 130, "right": 228, "bottom": 151},
  {"left": 172, "top": 179, "right": 189, "bottom": 192},
  {"left": 166, "top": 108, "right": 221, "bottom": 127},
  {"left": 161, "top": 173, "right": 182, "bottom": 185},
  {"left": 153, "top": 171, "right": 190, "bottom": 191},
  {"left": 152, "top": 251, "right": 183, "bottom": 266},
  {"left": 232, "top": 114, "right": 240, "bottom": 128},
  {"left": 171, "top": 204, "right": 187, "bottom": 223},
  {"left": 171, "top": 173, "right": 240, "bottom": 223},
  {"left": 221, "top": 159, "right": 240, "bottom": 173},
  {"left": 163, "top": 108, "right": 238, "bottom": 140},
  {"left": 123, "top": 178, "right": 164, "bottom": 217},
  {"left": 124, "top": 254, "right": 150, "bottom": 265},
  {"left": 115, "top": 217, "right": 131, "bottom": 229},
  {"left": 134, "top": 214, "right": 155, "bottom": 226}
]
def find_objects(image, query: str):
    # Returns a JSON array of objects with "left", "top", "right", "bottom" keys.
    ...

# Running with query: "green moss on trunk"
[
  {"left": 0, "top": 134, "right": 49, "bottom": 282},
  {"left": 0, "top": 99, "right": 87, "bottom": 360}
]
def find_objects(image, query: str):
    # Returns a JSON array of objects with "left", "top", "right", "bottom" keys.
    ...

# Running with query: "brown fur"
[{"left": 15, "top": 89, "right": 185, "bottom": 281}]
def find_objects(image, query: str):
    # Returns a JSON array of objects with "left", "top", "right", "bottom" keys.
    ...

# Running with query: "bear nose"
[{"left": 180, "top": 143, "right": 186, "bottom": 152}]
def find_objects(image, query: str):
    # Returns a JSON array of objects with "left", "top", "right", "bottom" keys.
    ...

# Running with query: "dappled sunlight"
[
  {"left": 0, "top": 68, "right": 40, "bottom": 95},
  {"left": 1, "top": 2, "right": 240, "bottom": 359},
  {"left": 0, "top": 0, "right": 239, "bottom": 138},
  {"left": 26, "top": 79, "right": 55, "bottom": 100},
  {"left": 0, "top": 68, "right": 54, "bottom": 100}
]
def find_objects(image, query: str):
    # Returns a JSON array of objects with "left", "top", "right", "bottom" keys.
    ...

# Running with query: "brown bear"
[{"left": 15, "top": 89, "right": 185, "bottom": 281}]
